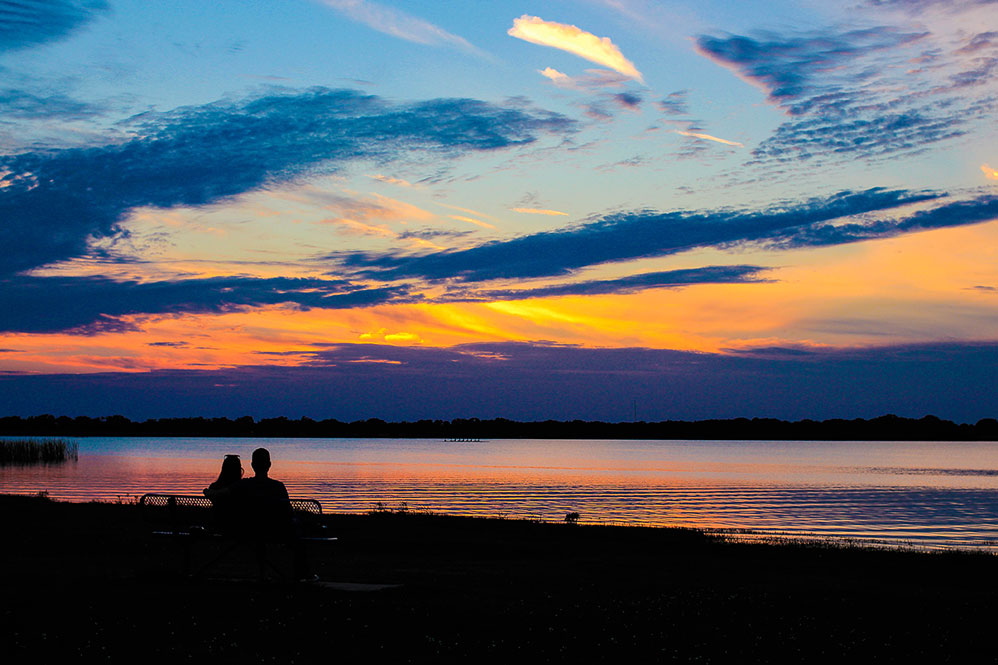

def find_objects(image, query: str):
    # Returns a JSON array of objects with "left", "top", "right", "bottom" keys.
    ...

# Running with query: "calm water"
[{"left": 3, "top": 437, "right": 998, "bottom": 550}]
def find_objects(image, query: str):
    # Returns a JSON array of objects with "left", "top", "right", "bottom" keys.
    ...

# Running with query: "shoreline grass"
[
  {"left": 0, "top": 438, "right": 78, "bottom": 465},
  {"left": 3, "top": 493, "right": 998, "bottom": 661}
]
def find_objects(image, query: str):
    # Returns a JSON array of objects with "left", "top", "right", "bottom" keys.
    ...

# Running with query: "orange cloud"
[
  {"left": 436, "top": 202, "right": 501, "bottom": 222},
  {"left": 367, "top": 174, "right": 416, "bottom": 187},
  {"left": 6, "top": 220, "right": 998, "bottom": 375},
  {"left": 539, "top": 67, "right": 571, "bottom": 85},
  {"left": 673, "top": 130, "right": 744, "bottom": 147},
  {"left": 324, "top": 217, "right": 398, "bottom": 237},
  {"left": 508, "top": 15, "right": 643, "bottom": 82},
  {"left": 449, "top": 214, "right": 496, "bottom": 229},
  {"left": 359, "top": 328, "right": 423, "bottom": 343},
  {"left": 982, "top": 163, "right": 998, "bottom": 180},
  {"left": 512, "top": 207, "right": 568, "bottom": 216}
]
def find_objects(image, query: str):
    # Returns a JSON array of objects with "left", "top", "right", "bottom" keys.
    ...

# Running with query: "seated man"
[
  {"left": 235, "top": 447, "right": 313, "bottom": 580},
  {"left": 235, "top": 447, "right": 293, "bottom": 537}
]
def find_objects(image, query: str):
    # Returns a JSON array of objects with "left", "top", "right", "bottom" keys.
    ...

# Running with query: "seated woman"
[{"left": 203, "top": 454, "right": 243, "bottom": 531}]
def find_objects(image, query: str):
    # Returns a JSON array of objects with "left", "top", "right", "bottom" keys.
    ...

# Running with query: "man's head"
[{"left": 251, "top": 447, "right": 271, "bottom": 477}]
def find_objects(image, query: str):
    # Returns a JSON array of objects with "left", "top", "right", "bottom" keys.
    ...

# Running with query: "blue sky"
[{"left": 1, "top": 0, "right": 997, "bottom": 420}]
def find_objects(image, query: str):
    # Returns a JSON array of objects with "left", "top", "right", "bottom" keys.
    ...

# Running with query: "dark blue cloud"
[
  {"left": 696, "top": 27, "right": 991, "bottom": 164},
  {"left": 338, "top": 188, "right": 941, "bottom": 282},
  {"left": 762, "top": 194, "right": 998, "bottom": 248},
  {"left": 695, "top": 28, "right": 925, "bottom": 114},
  {"left": 0, "top": 266, "right": 768, "bottom": 334},
  {"left": 750, "top": 107, "right": 972, "bottom": 163},
  {"left": 612, "top": 92, "right": 642, "bottom": 111},
  {"left": 457, "top": 265, "right": 768, "bottom": 300},
  {"left": 0, "top": 87, "right": 573, "bottom": 277},
  {"left": 0, "top": 88, "right": 102, "bottom": 120},
  {"left": 0, "top": 0, "right": 107, "bottom": 52},
  {"left": 3, "top": 340, "right": 997, "bottom": 422},
  {"left": 657, "top": 90, "right": 689, "bottom": 116},
  {"left": 0, "top": 275, "right": 417, "bottom": 333}
]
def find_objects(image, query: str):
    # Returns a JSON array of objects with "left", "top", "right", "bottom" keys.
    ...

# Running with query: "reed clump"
[{"left": 0, "top": 438, "right": 79, "bottom": 465}]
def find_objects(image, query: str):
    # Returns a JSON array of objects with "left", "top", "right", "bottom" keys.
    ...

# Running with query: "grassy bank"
[
  {"left": 0, "top": 438, "right": 77, "bottom": 465},
  {"left": 2, "top": 493, "right": 997, "bottom": 663}
]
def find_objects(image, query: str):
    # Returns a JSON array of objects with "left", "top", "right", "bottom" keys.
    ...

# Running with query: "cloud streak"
[
  {"left": 0, "top": 0, "right": 107, "bottom": 52},
  {"left": 538, "top": 67, "right": 633, "bottom": 90},
  {"left": 319, "top": 0, "right": 479, "bottom": 53},
  {"left": 0, "top": 87, "right": 572, "bottom": 278},
  {"left": 509, "top": 15, "right": 643, "bottom": 82},
  {"left": 339, "top": 188, "right": 945, "bottom": 283},
  {"left": 458, "top": 265, "right": 768, "bottom": 300},
  {"left": 674, "top": 130, "right": 743, "bottom": 147},
  {"left": 0, "top": 275, "right": 418, "bottom": 334},
  {"left": 695, "top": 25, "right": 993, "bottom": 164},
  {"left": 449, "top": 215, "right": 496, "bottom": 229},
  {"left": 512, "top": 207, "right": 569, "bottom": 216}
]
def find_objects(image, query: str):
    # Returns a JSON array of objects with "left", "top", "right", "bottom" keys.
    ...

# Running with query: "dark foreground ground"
[{"left": 2, "top": 494, "right": 998, "bottom": 663}]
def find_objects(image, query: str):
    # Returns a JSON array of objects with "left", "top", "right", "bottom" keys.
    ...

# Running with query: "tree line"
[{"left": 1, "top": 414, "right": 997, "bottom": 440}]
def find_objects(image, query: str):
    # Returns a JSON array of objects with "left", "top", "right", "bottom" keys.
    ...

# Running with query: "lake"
[{"left": 3, "top": 437, "right": 998, "bottom": 550}]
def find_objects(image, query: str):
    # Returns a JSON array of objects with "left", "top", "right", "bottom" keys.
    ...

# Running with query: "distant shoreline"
[{"left": 2, "top": 413, "right": 997, "bottom": 440}]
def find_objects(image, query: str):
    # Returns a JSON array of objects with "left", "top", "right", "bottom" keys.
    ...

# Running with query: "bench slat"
[{"left": 139, "top": 493, "right": 323, "bottom": 515}]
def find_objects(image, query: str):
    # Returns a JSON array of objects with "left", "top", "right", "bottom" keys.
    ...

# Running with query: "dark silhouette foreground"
[
  {"left": 203, "top": 448, "right": 310, "bottom": 579},
  {"left": 4, "top": 493, "right": 998, "bottom": 663}
]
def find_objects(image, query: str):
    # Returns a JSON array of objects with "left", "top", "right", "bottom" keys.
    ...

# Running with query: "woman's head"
[{"left": 215, "top": 454, "right": 243, "bottom": 485}]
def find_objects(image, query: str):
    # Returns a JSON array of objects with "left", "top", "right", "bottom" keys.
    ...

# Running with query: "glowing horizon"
[{"left": 1, "top": 0, "right": 997, "bottom": 420}]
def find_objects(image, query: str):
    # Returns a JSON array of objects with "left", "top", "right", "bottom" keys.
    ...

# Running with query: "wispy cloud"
[
  {"left": 612, "top": 92, "right": 643, "bottom": 111},
  {"left": 657, "top": 90, "right": 689, "bottom": 116},
  {"left": 0, "top": 88, "right": 103, "bottom": 120},
  {"left": 509, "top": 15, "right": 643, "bottom": 82},
  {"left": 327, "top": 217, "right": 398, "bottom": 238},
  {"left": 674, "top": 130, "right": 743, "bottom": 147},
  {"left": 338, "top": 188, "right": 946, "bottom": 283},
  {"left": 366, "top": 174, "right": 415, "bottom": 187},
  {"left": 0, "top": 0, "right": 108, "bottom": 52},
  {"left": 292, "top": 190, "right": 435, "bottom": 224},
  {"left": 512, "top": 207, "right": 569, "bottom": 216},
  {"left": 538, "top": 66, "right": 633, "bottom": 89},
  {"left": 0, "top": 87, "right": 572, "bottom": 278},
  {"left": 436, "top": 203, "right": 501, "bottom": 223},
  {"left": 318, "top": 0, "right": 479, "bottom": 53},
  {"left": 0, "top": 275, "right": 418, "bottom": 334},
  {"left": 449, "top": 215, "right": 496, "bottom": 229},
  {"left": 458, "top": 265, "right": 768, "bottom": 300},
  {"left": 865, "top": 0, "right": 998, "bottom": 11},
  {"left": 539, "top": 67, "right": 572, "bottom": 85},
  {"left": 695, "top": 21, "right": 995, "bottom": 165},
  {"left": 982, "top": 163, "right": 998, "bottom": 180}
]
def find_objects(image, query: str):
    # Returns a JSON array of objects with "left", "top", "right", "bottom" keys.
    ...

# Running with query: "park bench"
[{"left": 138, "top": 493, "right": 336, "bottom": 580}]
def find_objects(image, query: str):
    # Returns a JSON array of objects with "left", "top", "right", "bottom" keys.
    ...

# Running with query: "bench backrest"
[{"left": 139, "top": 493, "right": 322, "bottom": 515}]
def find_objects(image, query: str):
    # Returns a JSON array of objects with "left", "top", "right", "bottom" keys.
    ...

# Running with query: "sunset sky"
[{"left": 2, "top": 0, "right": 997, "bottom": 421}]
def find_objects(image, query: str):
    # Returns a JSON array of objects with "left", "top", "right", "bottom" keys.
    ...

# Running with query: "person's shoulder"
[{"left": 266, "top": 477, "right": 289, "bottom": 491}]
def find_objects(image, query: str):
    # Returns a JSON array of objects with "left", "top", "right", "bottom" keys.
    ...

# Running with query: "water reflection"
[{"left": 2, "top": 437, "right": 998, "bottom": 550}]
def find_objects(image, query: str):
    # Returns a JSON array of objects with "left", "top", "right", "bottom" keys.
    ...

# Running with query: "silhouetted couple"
[{"left": 203, "top": 447, "right": 310, "bottom": 579}]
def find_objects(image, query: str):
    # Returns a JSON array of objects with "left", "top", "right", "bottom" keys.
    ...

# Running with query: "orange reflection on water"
[{"left": 6, "top": 438, "right": 998, "bottom": 550}]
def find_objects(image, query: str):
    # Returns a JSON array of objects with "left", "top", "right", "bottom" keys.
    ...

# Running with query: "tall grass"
[{"left": 0, "top": 438, "right": 79, "bottom": 465}]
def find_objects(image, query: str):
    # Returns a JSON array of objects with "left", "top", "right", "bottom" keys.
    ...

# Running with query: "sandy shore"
[{"left": 2, "top": 493, "right": 996, "bottom": 662}]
